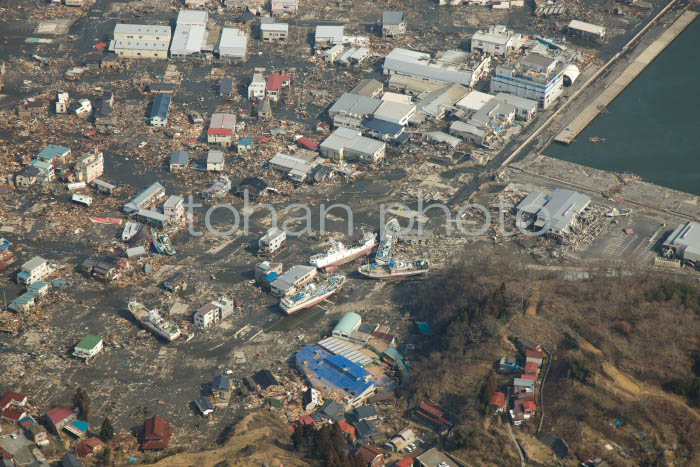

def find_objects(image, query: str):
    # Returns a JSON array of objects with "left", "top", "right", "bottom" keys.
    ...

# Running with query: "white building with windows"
[
  {"left": 113, "top": 24, "right": 171, "bottom": 42},
  {"left": 17, "top": 256, "right": 51, "bottom": 285},
  {"left": 471, "top": 25, "right": 521, "bottom": 56},
  {"left": 194, "top": 298, "right": 234, "bottom": 329},
  {"left": 490, "top": 53, "right": 564, "bottom": 109},
  {"left": 248, "top": 73, "right": 266, "bottom": 99}
]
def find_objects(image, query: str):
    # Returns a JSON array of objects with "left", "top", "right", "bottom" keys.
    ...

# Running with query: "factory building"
[
  {"left": 216, "top": 27, "right": 248, "bottom": 61},
  {"left": 320, "top": 127, "right": 386, "bottom": 164},
  {"left": 113, "top": 24, "right": 171, "bottom": 42},
  {"left": 516, "top": 188, "right": 591, "bottom": 237},
  {"left": 566, "top": 20, "right": 606, "bottom": 41},
  {"left": 383, "top": 48, "right": 490, "bottom": 89},
  {"left": 662, "top": 222, "right": 700, "bottom": 268},
  {"left": 260, "top": 19, "right": 288, "bottom": 42},
  {"left": 170, "top": 10, "right": 208, "bottom": 56},
  {"left": 110, "top": 40, "right": 169, "bottom": 59},
  {"left": 490, "top": 53, "right": 564, "bottom": 109}
]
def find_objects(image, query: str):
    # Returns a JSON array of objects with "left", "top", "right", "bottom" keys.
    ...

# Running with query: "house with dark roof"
[
  {"left": 211, "top": 375, "right": 232, "bottom": 404},
  {"left": 354, "top": 419, "right": 382, "bottom": 442},
  {"left": 15, "top": 166, "right": 40, "bottom": 188},
  {"left": 253, "top": 369, "right": 280, "bottom": 389},
  {"left": 141, "top": 416, "right": 172, "bottom": 451},
  {"left": 60, "top": 453, "right": 84, "bottom": 467},
  {"left": 194, "top": 397, "right": 214, "bottom": 417},
  {"left": 234, "top": 177, "right": 268, "bottom": 201},
  {"left": 352, "top": 405, "right": 378, "bottom": 421},
  {"left": 317, "top": 400, "right": 344, "bottom": 422},
  {"left": 169, "top": 150, "right": 190, "bottom": 171}
]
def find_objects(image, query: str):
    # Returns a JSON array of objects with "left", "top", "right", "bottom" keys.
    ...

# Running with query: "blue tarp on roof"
[
  {"left": 326, "top": 354, "right": 371, "bottom": 380},
  {"left": 416, "top": 321, "right": 432, "bottom": 335},
  {"left": 238, "top": 138, "right": 253, "bottom": 146},
  {"left": 264, "top": 272, "right": 279, "bottom": 283},
  {"left": 295, "top": 345, "right": 374, "bottom": 398},
  {"left": 70, "top": 420, "right": 90, "bottom": 432}
]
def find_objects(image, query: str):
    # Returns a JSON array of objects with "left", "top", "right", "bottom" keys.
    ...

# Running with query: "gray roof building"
[
  {"left": 382, "top": 11, "right": 405, "bottom": 26},
  {"left": 315, "top": 25, "right": 344, "bottom": 45},
  {"left": 350, "top": 79, "right": 383, "bottom": 98},
  {"left": 663, "top": 221, "right": 700, "bottom": 263},
  {"left": 328, "top": 93, "right": 382, "bottom": 118},
  {"left": 170, "top": 150, "right": 190, "bottom": 169},
  {"left": 534, "top": 188, "right": 591, "bottom": 235},
  {"left": 384, "top": 48, "right": 476, "bottom": 87},
  {"left": 124, "top": 181, "right": 165, "bottom": 213}
]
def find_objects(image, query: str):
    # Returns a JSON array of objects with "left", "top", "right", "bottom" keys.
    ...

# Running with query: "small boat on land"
[
  {"left": 158, "top": 233, "right": 175, "bottom": 256},
  {"left": 122, "top": 221, "right": 141, "bottom": 242},
  {"left": 358, "top": 259, "right": 429, "bottom": 280},
  {"left": 309, "top": 231, "right": 377, "bottom": 270},
  {"left": 152, "top": 230, "right": 164, "bottom": 254},
  {"left": 128, "top": 301, "right": 181, "bottom": 342},
  {"left": 375, "top": 218, "right": 400, "bottom": 265}
]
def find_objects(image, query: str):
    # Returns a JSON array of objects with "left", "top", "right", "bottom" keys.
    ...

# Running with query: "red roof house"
[
  {"left": 488, "top": 392, "right": 506, "bottom": 412},
  {"left": 295, "top": 136, "right": 319, "bottom": 151},
  {"left": 415, "top": 401, "right": 452, "bottom": 432},
  {"left": 521, "top": 373, "right": 537, "bottom": 381},
  {"left": 265, "top": 73, "right": 291, "bottom": 91},
  {"left": 524, "top": 400, "right": 537, "bottom": 414},
  {"left": 141, "top": 416, "right": 172, "bottom": 451},
  {"left": 2, "top": 407, "right": 28, "bottom": 423},
  {"left": 76, "top": 437, "right": 105, "bottom": 457},
  {"left": 44, "top": 407, "right": 76, "bottom": 433},
  {"left": 525, "top": 349, "right": 545, "bottom": 364},
  {"left": 524, "top": 361, "right": 540, "bottom": 374},
  {"left": 394, "top": 458, "right": 414, "bottom": 467},
  {"left": 0, "top": 446, "right": 13, "bottom": 460},
  {"left": 298, "top": 415, "right": 314, "bottom": 426},
  {"left": 354, "top": 445, "right": 385, "bottom": 467},
  {"left": 0, "top": 392, "right": 27, "bottom": 410},
  {"left": 337, "top": 420, "right": 356, "bottom": 438}
]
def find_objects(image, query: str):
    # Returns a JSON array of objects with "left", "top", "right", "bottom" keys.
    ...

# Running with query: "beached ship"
[
  {"left": 358, "top": 259, "right": 429, "bottom": 280},
  {"left": 158, "top": 233, "right": 176, "bottom": 256},
  {"left": 128, "top": 301, "right": 181, "bottom": 342},
  {"left": 152, "top": 230, "right": 164, "bottom": 254},
  {"left": 310, "top": 231, "right": 377, "bottom": 270},
  {"left": 280, "top": 274, "right": 346, "bottom": 315},
  {"left": 121, "top": 221, "right": 141, "bottom": 242},
  {"left": 375, "top": 218, "right": 400, "bottom": 265}
]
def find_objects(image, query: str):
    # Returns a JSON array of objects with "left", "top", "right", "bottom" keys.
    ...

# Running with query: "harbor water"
[{"left": 545, "top": 18, "right": 700, "bottom": 196}]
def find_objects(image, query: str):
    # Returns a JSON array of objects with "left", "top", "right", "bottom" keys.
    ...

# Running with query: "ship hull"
[
  {"left": 280, "top": 287, "right": 341, "bottom": 315},
  {"left": 121, "top": 222, "right": 140, "bottom": 242},
  {"left": 142, "top": 321, "right": 180, "bottom": 342},
  {"left": 358, "top": 268, "right": 429, "bottom": 280},
  {"left": 311, "top": 241, "right": 377, "bottom": 270}
]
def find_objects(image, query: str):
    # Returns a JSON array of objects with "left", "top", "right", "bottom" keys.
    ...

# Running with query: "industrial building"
[
  {"left": 493, "top": 92, "right": 538, "bottom": 120},
  {"left": 516, "top": 188, "right": 591, "bottom": 237},
  {"left": 170, "top": 10, "right": 208, "bottom": 56},
  {"left": 332, "top": 312, "right": 362, "bottom": 340},
  {"left": 269, "top": 152, "right": 320, "bottom": 182},
  {"left": 260, "top": 18, "right": 288, "bottom": 42},
  {"left": 415, "top": 83, "right": 469, "bottom": 121},
  {"left": 490, "top": 53, "right": 564, "bottom": 109},
  {"left": 149, "top": 93, "right": 171, "bottom": 126},
  {"left": 350, "top": 79, "right": 383, "bottom": 98},
  {"left": 662, "top": 222, "right": 700, "bottom": 267},
  {"left": 123, "top": 181, "right": 165, "bottom": 214},
  {"left": 382, "top": 11, "right": 406, "bottom": 37},
  {"left": 113, "top": 24, "right": 171, "bottom": 42},
  {"left": 471, "top": 24, "right": 521, "bottom": 56},
  {"left": 566, "top": 19, "right": 606, "bottom": 41},
  {"left": 328, "top": 93, "right": 382, "bottom": 130},
  {"left": 320, "top": 127, "right": 386, "bottom": 164},
  {"left": 295, "top": 345, "right": 376, "bottom": 407},
  {"left": 383, "top": 48, "right": 490, "bottom": 89},
  {"left": 217, "top": 27, "right": 248, "bottom": 61},
  {"left": 315, "top": 24, "right": 344, "bottom": 46},
  {"left": 110, "top": 40, "right": 170, "bottom": 59}
]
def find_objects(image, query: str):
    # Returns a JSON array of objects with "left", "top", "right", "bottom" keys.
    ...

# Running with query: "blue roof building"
[
  {"left": 36, "top": 144, "right": 71, "bottom": 163},
  {"left": 150, "top": 93, "right": 171, "bottom": 126},
  {"left": 295, "top": 345, "right": 375, "bottom": 408}
]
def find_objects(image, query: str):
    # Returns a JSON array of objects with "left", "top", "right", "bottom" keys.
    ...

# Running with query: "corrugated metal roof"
[
  {"left": 384, "top": 48, "right": 474, "bottom": 86},
  {"left": 328, "top": 93, "right": 382, "bottom": 117},
  {"left": 217, "top": 27, "right": 248, "bottom": 58},
  {"left": 318, "top": 336, "right": 373, "bottom": 367},
  {"left": 114, "top": 24, "right": 171, "bottom": 37},
  {"left": 170, "top": 24, "right": 206, "bottom": 55}
]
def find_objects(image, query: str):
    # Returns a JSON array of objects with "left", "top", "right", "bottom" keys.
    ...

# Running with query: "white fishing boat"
[
  {"left": 128, "top": 301, "right": 181, "bottom": 342},
  {"left": 121, "top": 221, "right": 141, "bottom": 242},
  {"left": 375, "top": 218, "right": 400, "bottom": 265},
  {"left": 310, "top": 231, "right": 377, "bottom": 270},
  {"left": 280, "top": 274, "right": 346, "bottom": 315},
  {"left": 359, "top": 259, "right": 429, "bottom": 280}
]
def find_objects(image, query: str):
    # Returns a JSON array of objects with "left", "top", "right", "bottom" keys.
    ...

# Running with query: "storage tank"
[{"left": 562, "top": 64, "right": 580, "bottom": 87}]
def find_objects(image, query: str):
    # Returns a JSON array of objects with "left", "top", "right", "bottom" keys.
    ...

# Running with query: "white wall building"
[
  {"left": 248, "top": 73, "right": 266, "bottom": 99},
  {"left": 170, "top": 10, "right": 208, "bottom": 56},
  {"left": 471, "top": 25, "right": 521, "bottom": 56},
  {"left": 194, "top": 298, "right": 234, "bottom": 329},
  {"left": 163, "top": 195, "right": 184, "bottom": 221},
  {"left": 17, "top": 256, "right": 51, "bottom": 285},
  {"left": 490, "top": 53, "right": 564, "bottom": 109},
  {"left": 217, "top": 27, "right": 248, "bottom": 61},
  {"left": 259, "top": 228, "right": 286, "bottom": 255},
  {"left": 113, "top": 24, "right": 171, "bottom": 42}
]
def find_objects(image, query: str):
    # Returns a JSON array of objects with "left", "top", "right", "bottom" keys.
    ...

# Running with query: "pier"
[{"left": 554, "top": 10, "right": 698, "bottom": 144}]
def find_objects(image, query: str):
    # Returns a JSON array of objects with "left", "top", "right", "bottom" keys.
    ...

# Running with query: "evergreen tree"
[
  {"left": 100, "top": 417, "right": 115, "bottom": 442},
  {"left": 73, "top": 387, "right": 90, "bottom": 421}
]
